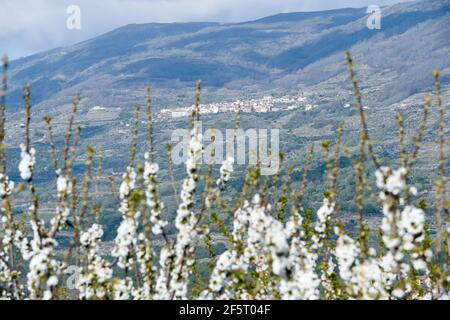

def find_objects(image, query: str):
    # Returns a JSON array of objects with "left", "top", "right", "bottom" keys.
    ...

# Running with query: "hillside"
[
  {"left": 5, "top": 0, "right": 450, "bottom": 112},
  {"left": 1, "top": 0, "right": 449, "bottom": 237}
]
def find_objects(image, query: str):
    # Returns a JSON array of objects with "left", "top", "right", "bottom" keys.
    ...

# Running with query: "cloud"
[{"left": 0, "top": 0, "right": 410, "bottom": 59}]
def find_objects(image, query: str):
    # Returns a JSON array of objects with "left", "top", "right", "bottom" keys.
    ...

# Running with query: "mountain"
[
  {"left": 2, "top": 0, "right": 449, "bottom": 236},
  {"left": 5, "top": 0, "right": 450, "bottom": 113}
]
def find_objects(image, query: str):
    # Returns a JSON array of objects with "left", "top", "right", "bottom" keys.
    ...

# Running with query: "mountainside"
[
  {"left": 1, "top": 0, "right": 449, "bottom": 239},
  {"left": 6, "top": 0, "right": 450, "bottom": 113}
]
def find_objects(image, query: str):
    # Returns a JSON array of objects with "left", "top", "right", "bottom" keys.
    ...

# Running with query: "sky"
[{"left": 0, "top": 0, "right": 411, "bottom": 59}]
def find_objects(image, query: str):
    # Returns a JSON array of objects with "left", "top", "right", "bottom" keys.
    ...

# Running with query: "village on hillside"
[{"left": 156, "top": 94, "right": 318, "bottom": 119}]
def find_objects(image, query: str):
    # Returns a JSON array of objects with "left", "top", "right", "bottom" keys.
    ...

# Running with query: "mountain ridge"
[
  {"left": 5, "top": 0, "right": 450, "bottom": 114},
  {"left": 1, "top": 0, "right": 448, "bottom": 233}
]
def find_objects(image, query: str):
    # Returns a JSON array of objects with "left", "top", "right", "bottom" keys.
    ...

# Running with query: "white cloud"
[{"left": 0, "top": 0, "right": 409, "bottom": 59}]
